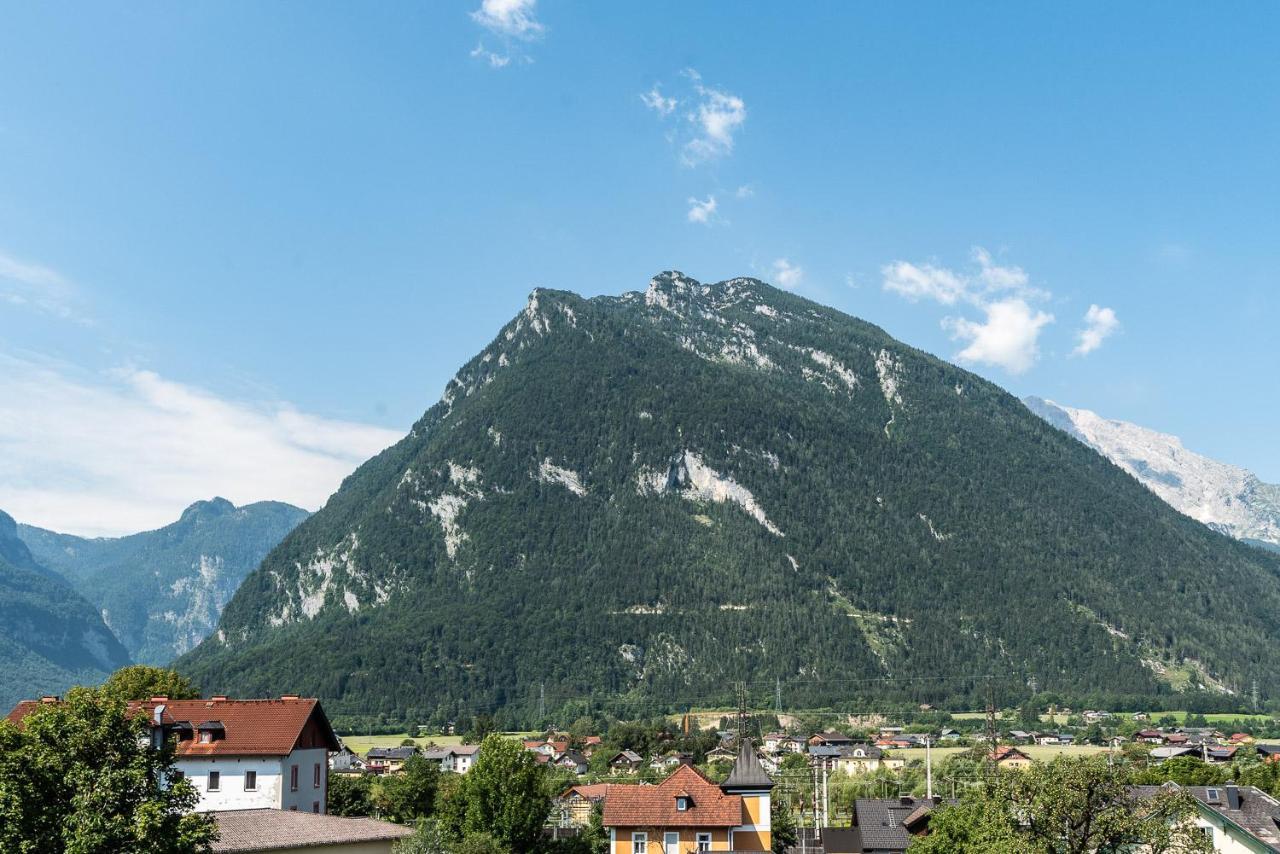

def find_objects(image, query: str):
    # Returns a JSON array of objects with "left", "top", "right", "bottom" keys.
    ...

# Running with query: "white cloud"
[
  {"left": 683, "top": 83, "right": 747, "bottom": 165},
  {"left": 469, "top": 42, "right": 511, "bottom": 68},
  {"left": 470, "top": 0, "right": 543, "bottom": 39},
  {"left": 772, "top": 258, "right": 803, "bottom": 290},
  {"left": 735, "top": 184, "right": 754, "bottom": 199},
  {"left": 881, "top": 260, "right": 969, "bottom": 305},
  {"left": 0, "top": 353, "right": 402, "bottom": 537},
  {"left": 944, "top": 298, "right": 1054, "bottom": 375},
  {"left": 1072, "top": 304, "right": 1120, "bottom": 356},
  {"left": 882, "top": 246, "right": 1059, "bottom": 373},
  {"left": 686, "top": 195, "right": 717, "bottom": 224},
  {"left": 0, "top": 249, "right": 83, "bottom": 321},
  {"left": 640, "top": 86, "right": 677, "bottom": 116}
]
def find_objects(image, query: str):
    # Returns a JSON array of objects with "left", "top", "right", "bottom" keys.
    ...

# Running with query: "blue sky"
[{"left": 1, "top": 1, "right": 1277, "bottom": 534}]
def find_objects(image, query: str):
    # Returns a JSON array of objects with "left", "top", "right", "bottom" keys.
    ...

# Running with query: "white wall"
[
  {"left": 178, "top": 747, "right": 329, "bottom": 813},
  {"left": 178, "top": 756, "right": 284, "bottom": 812},
  {"left": 280, "top": 748, "right": 330, "bottom": 813}
]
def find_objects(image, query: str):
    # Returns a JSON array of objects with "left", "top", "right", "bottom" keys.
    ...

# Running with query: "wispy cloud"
[
  {"left": 640, "top": 86, "right": 677, "bottom": 116},
  {"left": 470, "top": 42, "right": 511, "bottom": 68},
  {"left": 1072, "top": 304, "right": 1120, "bottom": 356},
  {"left": 772, "top": 258, "right": 803, "bottom": 290},
  {"left": 641, "top": 69, "right": 748, "bottom": 167},
  {"left": 0, "top": 353, "right": 402, "bottom": 537},
  {"left": 882, "top": 246, "right": 1055, "bottom": 374},
  {"left": 686, "top": 195, "right": 718, "bottom": 224},
  {"left": 0, "top": 249, "right": 85, "bottom": 321},
  {"left": 735, "top": 184, "right": 754, "bottom": 199},
  {"left": 469, "top": 0, "right": 543, "bottom": 68}
]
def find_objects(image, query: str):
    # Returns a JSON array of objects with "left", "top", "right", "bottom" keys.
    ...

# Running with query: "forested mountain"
[
  {"left": 19, "top": 498, "right": 308, "bottom": 665},
  {"left": 0, "top": 510, "right": 131, "bottom": 710},
  {"left": 1024, "top": 397, "right": 1280, "bottom": 551},
  {"left": 178, "top": 272, "right": 1280, "bottom": 723}
]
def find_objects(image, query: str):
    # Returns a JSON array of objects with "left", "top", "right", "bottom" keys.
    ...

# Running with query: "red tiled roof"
[
  {"left": 210, "top": 809, "right": 411, "bottom": 852},
  {"left": 138, "top": 698, "right": 338, "bottom": 757},
  {"left": 6, "top": 696, "right": 337, "bottom": 758},
  {"left": 603, "top": 765, "right": 743, "bottom": 828},
  {"left": 992, "top": 746, "right": 1030, "bottom": 762}
]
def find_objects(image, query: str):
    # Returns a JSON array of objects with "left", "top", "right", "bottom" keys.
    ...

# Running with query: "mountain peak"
[{"left": 180, "top": 497, "right": 237, "bottom": 522}]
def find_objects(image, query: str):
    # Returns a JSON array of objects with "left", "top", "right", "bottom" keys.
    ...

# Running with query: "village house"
[
  {"left": 328, "top": 747, "right": 367, "bottom": 776},
  {"left": 990, "top": 746, "right": 1033, "bottom": 770},
  {"left": 833, "top": 745, "right": 887, "bottom": 776},
  {"left": 8, "top": 694, "right": 341, "bottom": 814},
  {"left": 603, "top": 740, "right": 774, "bottom": 853},
  {"left": 365, "top": 745, "right": 417, "bottom": 774},
  {"left": 835, "top": 796, "right": 957, "bottom": 853},
  {"left": 556, "top": 749, "right": 591, "bottom": 775},
  {"left": 609, "top": 750, "right": 645, "bottom": 773},
  {"left": 556, "top": 783, "right": 611, "bottom": 827},
  {"left": 1134, "top": 783, "right": 1280, "bottom": 852},
  {"left": 422, "top": 744, "right": 481, "bottom": 773},
  {"left": 810, "top": 731, "right": 855, "bottom": 748}
]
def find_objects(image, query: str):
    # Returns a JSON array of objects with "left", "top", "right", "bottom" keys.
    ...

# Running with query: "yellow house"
[
  {"left": 991, "top": 745, "right": 1033, "bottom": 770},
  {"left": 603, "top": 740, "right": 773, "bottom": 853}
]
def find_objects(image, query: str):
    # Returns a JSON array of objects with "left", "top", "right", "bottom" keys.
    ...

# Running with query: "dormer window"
[
  {"left": 676, "top": 796, "right": 690, "bottom": 811},
  {"left": 196, "top": 721, "right": 225, "bottom": 743}
]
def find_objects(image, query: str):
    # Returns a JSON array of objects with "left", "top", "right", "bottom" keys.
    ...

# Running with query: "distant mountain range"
[
  {"left": 1024, "top": 398, "right": 1280, "bottom": 552},
  {"left": 19, "top": 498, "right": 309, "bottom": 666},
  {"left": 177, "top": 272, "right": 1280, "bottom": 721},
  {"left": 0, "top": 509, "right": 131, "bottom": 710}
]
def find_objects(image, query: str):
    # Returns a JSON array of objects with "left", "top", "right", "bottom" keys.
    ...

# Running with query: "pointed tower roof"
[{"left": 720, "top": 738, "right": 774, "bottom": 792}]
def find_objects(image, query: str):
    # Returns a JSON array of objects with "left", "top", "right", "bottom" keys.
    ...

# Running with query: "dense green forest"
[
  {"left": 0, "top": 511, "right": 131, "bottom": 709},
  {"left": 20, "top": 498, "right": 307, "bottom": 664},
  {"left": 178, "top": 272, "right": 1280, "bottom": 723}
]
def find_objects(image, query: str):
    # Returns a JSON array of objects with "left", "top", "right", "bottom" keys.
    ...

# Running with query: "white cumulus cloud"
[
  {"left": 944, "top": 298, "right": 1054, "bottom": 375},
  {"left": 683, "top": 84, "right": 747, "bottom": 165},
  {"left": 1072, "top": 304, "right": 1120, "bottom": 355},
  {"left": 469, "top": 42, "right": 511, "bottom": 68},
  {"left": 882, "top": 246, "right": 1059, "bottom": 374},
  {"left": 772, "top": 258, "right": 803, "bottom": 290},
  {"left": 686, "top": 195, "right": 717, "bottom": 224},
  {"left": 0, "top": 353, "right": 402, "bottom": 537}
]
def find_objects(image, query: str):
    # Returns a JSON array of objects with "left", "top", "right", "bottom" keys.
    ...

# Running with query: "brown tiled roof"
[
  {"left": 992, "top": 746, "right": 1031, "bottom": 762},
  {"left": 5, "top": 700, "right": 40, "bottom": 725},
  {"left": 560, "top": 783, "right": 611, "bottom": 802},
  {"left": 139, "top": 698, "right": 338, "bottom": 757},
  {"left": 603, "top": 765, "right": 743, "bottom": 828},
  {"left": 210, "top": 809, "right": 412, "bottom": 852}
]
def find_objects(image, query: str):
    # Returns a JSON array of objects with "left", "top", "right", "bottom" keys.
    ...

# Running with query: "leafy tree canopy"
[
  {"left": 0, "top": 686, "right": 216, "bottom": 853},
  {"left": 101, "top": 665, "right": 201, "bottom": 702}
]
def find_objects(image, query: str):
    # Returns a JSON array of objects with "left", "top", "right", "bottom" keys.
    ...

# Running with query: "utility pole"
[
  {"left": 925, "top": 735, "right": 933, "bottom": 799},
  {"left": 1252, "top": 680, "right": 1260, "bottom": 714},
  {"left": 822, "top": 765, "right": 829, "bottom": 829},
  {"left": 776, "top": 676, "right": 782, "bottom": 716},
  {"left": 985, "top": 675, "right": 998, "bottom": 777},
  {"left": 538, "top": 683, "right": 546, "bottom": 723}
]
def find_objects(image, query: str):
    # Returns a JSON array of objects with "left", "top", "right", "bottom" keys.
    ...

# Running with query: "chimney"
[
  {"left": 153, "top": 704, "right": 166, "bottom": 725},
  {"left": 39, "top": 696, "right": 59, "bottom": 704},
  {"left": 900, "top": 796, "right": 914, "bottom": 806},
  {"left": 149, "top": 696, "right": 169, "bottom": 703},
  {"left": 281, "top": 694, "right": 300, "bottom": 701},
  {"left": 210, "top": 695, "right": 228, "bottom": 702},
  {"left": 1226, "top": 784, "right": 1241, "bottom": 810}
]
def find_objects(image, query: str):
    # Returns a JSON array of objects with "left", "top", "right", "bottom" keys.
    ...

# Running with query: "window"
[
  {"left": 244, "top": 771, "right": 257, "bottom": 791},
  {"left": 631, "top": 832, "right": 647, "bottom": 854},
  {"left": 312, "top": 801, "right": 320, "bottom": 813},
  {"left": 696, "top": 834, "right": 712, "bottom": 852},
  {"left": 676, "top": 796, "right": 688, "bottom": 811},
  {"left": 207, "top": 771, "right": 220, "bottom": 792},
  {"left": 199, "top": 731, "right": 212, "bottom": 744},
  {"left": 290, "top": 764, "right": 299, "bottom": 792},
  {"left": 314, "top": 763, "right": 322, "bottom": 787}
]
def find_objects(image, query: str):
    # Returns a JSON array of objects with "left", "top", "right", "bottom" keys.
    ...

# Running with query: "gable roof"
[
  {"left": 603, "top": 765, "right": 744, "bottom": 828},
  {"left": 143, "top": 698, "right": 338, "bottom": 757},
  {"left": 854, "top": 798, "right": 955, "bottom": 852},
  {"left": 1134, "top": 785, "right": 1280, "bottom": 851},
  {"left": 560, "top": 783, "right": 611, "bottom": 802},
  {"left": 6, "top": 696, "right": 338, "bottom": 758}
]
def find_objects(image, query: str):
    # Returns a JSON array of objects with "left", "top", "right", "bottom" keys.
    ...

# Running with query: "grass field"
[
  {"left": 890, "top": 744, "right": 1110, "bottom": 763},
  {"left": 338, "top": 731, "right": 540, "bottom": 756},
  {"left": 950, "top": 710, "right": 1275, "bottom": 727}
]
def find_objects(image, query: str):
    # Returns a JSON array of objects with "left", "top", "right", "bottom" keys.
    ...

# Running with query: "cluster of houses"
[{"left": 6, "top": 694, "right": 413, "bottom": 854}]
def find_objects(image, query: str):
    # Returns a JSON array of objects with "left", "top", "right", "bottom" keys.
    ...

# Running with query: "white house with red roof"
[
  {"left": 144, "top": 695, "right": 341, "bottom": 813},
  {"left": 8, "top": 693, "right": 341, "bottom": 814}
]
